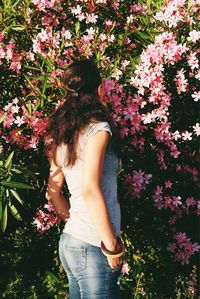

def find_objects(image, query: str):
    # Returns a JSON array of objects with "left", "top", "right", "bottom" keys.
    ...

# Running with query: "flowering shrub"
[
  {"left": 33, "top": 201, "right": 61, "bottom": 233},
  {"left": 0, "top": 0, "right": 199, "bottom": 298}
]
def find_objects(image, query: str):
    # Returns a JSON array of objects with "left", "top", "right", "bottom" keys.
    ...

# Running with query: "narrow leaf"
[
  {"left": 1, "top": 205, "right": 7, "bottom": 232},
  {"left": 10, "top": 189, "right": 24, "bottom": 205},
  {"left": 1, "top": 181, "right": 34, "bottom": 189},
  {"left": 9, "top": 204, "right": 22, "bottom": 221},
  {"left": 12, "top": 26, "right": 26, "bottom": 31},
  {"left": 0, "top": 201, "right": 2, "bottom": 221},
  {"left": 4, "top": 151, "right": 14, "bottom": 169},
  {"left": 24, "top": 65, "right": 41, "bottom": 71},
  {"left": 35, "top": 52, "right": 52, "bottom": 69},
  {"left": 75, "top": 21, "right": 80, "bottom": 35}
]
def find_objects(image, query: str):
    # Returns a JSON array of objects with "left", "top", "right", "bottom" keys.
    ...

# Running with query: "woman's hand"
[{"left": 107, "top": 255, "right": 124, "bottom": 270}]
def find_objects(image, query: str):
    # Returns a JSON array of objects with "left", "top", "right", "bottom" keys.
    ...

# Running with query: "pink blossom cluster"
[
  {"left": 153, "top": 185, "right": 182, "bottom": 211},
  {"left": 130, "top": 3, "right": 147, "bottom": 15},
  {"left": 125, "top": 170, "right": 152, "bottom": 199},
  {"left": 153, "top": 184, "right": 199, "bottom": 220},
  {"left": 154, "top": 0, "right": 191, "bottom": 28},
  {"left": 174, "top": 69, "right": 189, "bottom": 94},
  {"left": 130, "top": 30, "right": 200, "bottom": 169},
  {"left": 132, "top": 32, "right": 188, "bottom": 96},
  {"left": 33, "top": 201, "right": 61, "bottom": 233},
  {"left": 104, "top": 79, "right": 146, "bottom": 139},
  {"left": 0, "top": 34, "right": 21, "bottom": 72},
  {"left": 167, "top": 232, "right": 200, "bottom": 265},
  {"left": 1, "top": 98, "right": 47, "bottom": 149},
  {"left": 31, "top": 0, "right": 59, "bottom": 12},
  {"left": 105, "top": 77, "right": 183, "bottom": 169},
  {"left": 32, "top": 27, "right": 63, "bottom": 58}
]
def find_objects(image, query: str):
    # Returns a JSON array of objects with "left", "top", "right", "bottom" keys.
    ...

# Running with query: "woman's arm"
[
  {"left": 81, "top": 130, "right": 117, "bottom": 251},
  {"left": 46, "top": 158, "right": 70, "bottom": 222}
]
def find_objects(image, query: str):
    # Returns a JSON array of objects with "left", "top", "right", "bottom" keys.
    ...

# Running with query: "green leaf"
[
  {"left": 1, "top": 205, "right": 7, "bottom": 232},
  {"left": 1, "top": 181, "right": 34, "bottom": 189},
  {"left": 11, "top": 168, "right": 22, "bottom": 174},
  {"left": 146, "top": 0, "right": 152, "bottom": 9},
  {"left": 24, "top": 65, "right": 41, "bottom": 71},
  {"left": 35, "top": 52, "right": 52, "bottom": 70},
  {"left": 75, "top": 21, "right": 80, "bottom": 35},
  {"left": 0, "top": 114, "right": 6, "bottom": 123},
  {"left": 46, "top": 271, "right": 60, "bottom": 284},
  {"left": 12, "top": 0, "right": 22, "bottom": 9},
  {"left": 9, "top": 203, "right": 21, "bottom": 221},
  {"left": 11, "top": 25, "right": 26, "bottom": 31},
  {"left": 10, "top": 189, "right": 24, "bottom": 204},
  {"left": 4, "top": 151, "right": 14, "bottom": 169},
  {"left": 0, "top": 186, "right": 5, "bottom": 200},
  {"left": 24, "top": 74, "right": 40, "bottom": 93},
  {"left": 0, "top": 201, "right": 2, "bottom": 221}
]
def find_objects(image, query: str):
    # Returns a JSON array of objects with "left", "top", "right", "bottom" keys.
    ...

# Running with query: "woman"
[{"left": 46, "top": 59, "right": 124, "bottom": 299}]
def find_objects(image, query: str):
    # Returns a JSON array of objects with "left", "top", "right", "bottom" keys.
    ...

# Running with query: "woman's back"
[{"left": 56, "top": 121, "right": 121, "bottom": 247}]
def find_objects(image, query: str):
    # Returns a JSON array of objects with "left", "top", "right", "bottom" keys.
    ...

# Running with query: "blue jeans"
[{"left": 59, "top": 233, "right": 122, "bottom": 299}]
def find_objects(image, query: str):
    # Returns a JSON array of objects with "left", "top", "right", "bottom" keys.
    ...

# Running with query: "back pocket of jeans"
[{"left": 65, "top": 246, "right": 87, "bottom": 274}]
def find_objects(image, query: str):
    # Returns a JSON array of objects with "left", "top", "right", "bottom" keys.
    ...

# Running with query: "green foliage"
[{"left": 0, "top": 151, "right": 34, "bottom": 231}]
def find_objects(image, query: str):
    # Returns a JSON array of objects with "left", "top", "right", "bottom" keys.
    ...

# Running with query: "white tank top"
[{"left": 56, "top": 121, "right": 122, "bottom": 247}]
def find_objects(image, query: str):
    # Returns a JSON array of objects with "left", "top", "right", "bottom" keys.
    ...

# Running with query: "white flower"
[
  {"left": 182, "top": 131, "right": 192, "bottom": 141},
  {"left": 71, "top": 5, "right": 82, "bottom": 15},
  {"left": 193, "top": 123, "right": 200, "bottom": 136},
  {"left": 187, "top": 30, "right": 200, "bottom": 43},
  {"left": 192, "top": 91, "right": 200, "bottom": 101},
  {"left": 121, "top": 60, "right": 130, "bottom": 69}
]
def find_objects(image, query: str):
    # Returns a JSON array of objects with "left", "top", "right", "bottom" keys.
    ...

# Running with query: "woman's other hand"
[{"left": 107, "top": 255, "right": 124, "bottom": 270}]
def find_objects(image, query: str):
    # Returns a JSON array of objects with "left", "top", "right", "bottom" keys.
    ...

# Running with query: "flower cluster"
[
  {"left": 0, "top": 33, "right": 21, "bottom": 72},
  {"left": 167, "top": 232, "right": 200, "bottom": 265},
  {"left": 154, "top": 0, "right": 189, "bottom": 28},
  {"left": 1, "top": 98, "right": 47, "bottom": 149},
  {"left": 153, "top": 184, "right": 199, "bottom": 220},
  {"left": 125, "top": 170, "right": 152, "bottom": 199},
  {"left": 33, "top": 201, "right": 61, "bottom": 233}
]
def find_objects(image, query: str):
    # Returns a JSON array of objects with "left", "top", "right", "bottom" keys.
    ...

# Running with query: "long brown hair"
[{"left": 47, "top": 59, "right": 121, "bottom": 166}]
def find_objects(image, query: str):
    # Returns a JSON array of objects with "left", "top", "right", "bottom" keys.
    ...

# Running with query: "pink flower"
[
  {"left": 14, "top": 116, "right": 25, "bottom": 126},
  {"left": 167, "top": 242, "right": 177, "bottom": 252},
  {"left": 85, "top": 13, "right": 98, "bottom": 24},
  {"left": 3, "top": 115, "right": 15, "bottom": 128},
  {"left": 165, "top": 180, "right": 173, "bottom": 188},
  {"left": 172, "top": 196, "right": 182, "bottom": 207},
  {"left": 192, "top": 91, "right": 200, "bottom": 101},
  {"left": 130, "top": 3, "right": 147, "bottom": 14},
  {"left": 61, "top": 27, "right": 72, "bottom": 40},
  {"left": 121, "top": 263, "right": 130, "bottom": 275},
  {"left": 187, "top": 30, "right": 200, "bottom": 43},
  {"left": 174, "top": 69, "right": 188, "bottom": 94},
  {"left": 187, "top": 52, "right": 199, "bottom": 70},
  {"left": 185, "top": 197, "right": 197, "bottom": 207},
  {"left": 125, "top": 170, "right": 152, "bottom": 198},
  {"left": 120, "top": 127, "right": 129, "bottom": 137}
]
